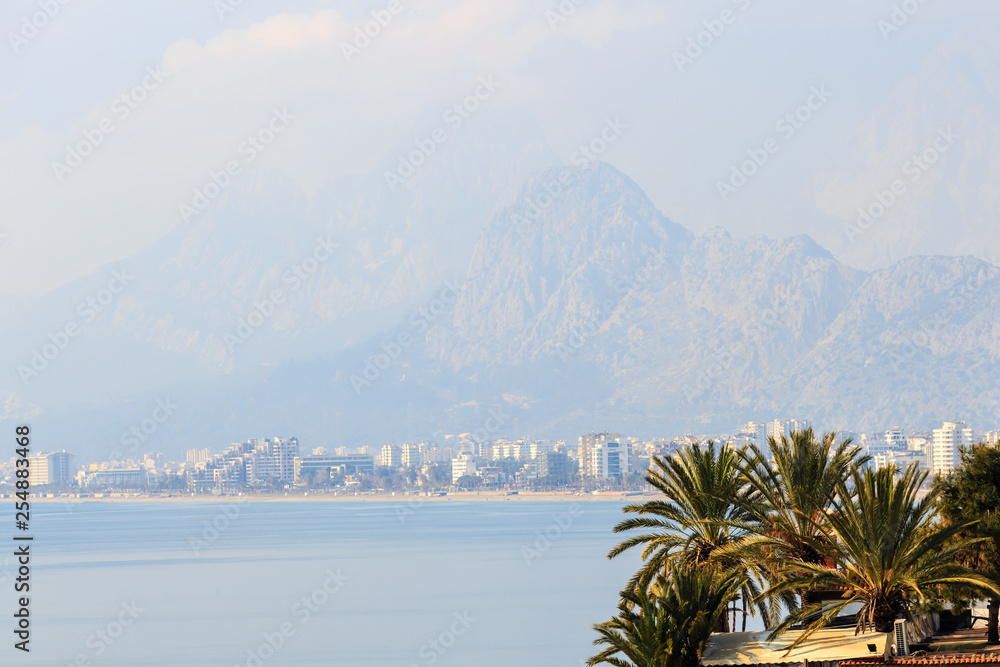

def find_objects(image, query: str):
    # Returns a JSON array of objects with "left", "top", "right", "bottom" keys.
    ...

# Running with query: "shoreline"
[{"left": 28, "top": 491, "right": 655, "bottom": 503}]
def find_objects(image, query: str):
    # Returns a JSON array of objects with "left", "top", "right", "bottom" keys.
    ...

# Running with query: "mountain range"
[{"left": 2, "top": 122, "right": 998, "bottom": 461}]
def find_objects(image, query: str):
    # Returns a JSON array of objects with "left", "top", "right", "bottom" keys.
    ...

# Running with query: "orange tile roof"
[{"left": 840, "top": 656, "right": 1000, "bottom": 666}]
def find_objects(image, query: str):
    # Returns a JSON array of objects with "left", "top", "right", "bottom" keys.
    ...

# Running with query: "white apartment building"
[
  {"left": 245, "top": 437, "right": 299, "bottom": 483},
  {"left": 930, "top": 421, "right": 975, "bottom": 476},
  {"left": 591, "top": 440, "right": 633, "bottom": 479},
  {"left": 579, "top": 433, "right": 621, "bottom": 477},
  {"left": 452, "top": 454, "right": 477, "bottom": 483},
  {"left": 492, "top": 440, "right": 531, "bottom": 460},
  {"left": 380, "top": 444, "right": 402, "bottom": 468},
  {"left": 401, "top": 444, "right": 423, "bottom": 467}
]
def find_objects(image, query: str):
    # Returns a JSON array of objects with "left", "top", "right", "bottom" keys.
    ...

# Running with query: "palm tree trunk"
[
  {"left": 988, "top": 597, "right": 999, "bottom": 646},
  {"left": 883, "top": 630, "right": 894, "bottom": 661},
  {"left": 742, "top": 595, "right": 747, "bottom": 632}
]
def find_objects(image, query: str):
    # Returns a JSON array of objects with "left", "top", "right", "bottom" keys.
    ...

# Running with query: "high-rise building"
[
  {"left": 245, "top": 437, "right": 299, "bottom": 483},
  {"left": 380, "top": 444, "right": 403, "bottom": 468},
  {"left": 592, "top": 440, "right": 633, "bottom": 479},
  {"left": 578, "top": 433, "right": 621, "bottom": 477},
  {"left": 27, "top": 451, "right": 75, "bottom": 486},
  {"left": 401, "top": 444, "right": 423, "bottom": 467},
  {"left": 187, "top": 437, "right": 298, "bottom": 489},
  {"left": 931, "top": 421, "right": 975, "bottom": 476}
]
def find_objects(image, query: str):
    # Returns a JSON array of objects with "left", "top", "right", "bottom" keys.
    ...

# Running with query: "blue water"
[{"left": 10, "top": 501, "right": 643, "bottom": 666}]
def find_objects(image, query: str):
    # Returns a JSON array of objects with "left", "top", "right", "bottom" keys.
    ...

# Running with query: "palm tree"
[
  {"left": 607, "top": 441, "right": 774, "bottom": 630},
  {"left": 733, "top": 429, "right": 866, "bottom": 610},
  {"left": 935, "top": 443, "right": 1000, "bottom": 645},
  {"left": 588, "top": 566, "right": 742, "bottom": 667},
  {"left": 764, "top": 463, "right": 1000, "bottom": 658}
]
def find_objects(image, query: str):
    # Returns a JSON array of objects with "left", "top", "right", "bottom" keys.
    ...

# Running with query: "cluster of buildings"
[
  {"left": 378, "top": 443, "right": 453, "bottom": 468},
  {"left": 187, "top": 437, "right": 300, "bottom": 490},
  {"left": 866, "top": 421, "right": 996, "bottom": 478},
  {"left": 700, "top": 419, "right": 999, "bottom": 479},
  {"left": 443, "top": 432, "right": 636, "bottom": 485},
  {"left": 5, "top": 418, "right": 997, "bottom": 494}
]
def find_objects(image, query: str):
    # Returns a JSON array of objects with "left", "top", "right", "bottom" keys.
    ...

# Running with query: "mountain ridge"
[{"left": 2, "top": 156, "right": 998, "bottom": 460}]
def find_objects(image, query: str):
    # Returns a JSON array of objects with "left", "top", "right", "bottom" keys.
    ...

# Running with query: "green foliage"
[
  {"left": 427, "top": 462, "right": 451, "bottom": 486},
  {"left": 608, "top": 441, "right": 783, "bottom": 629},
  {"left": 738, "top": 428, "right": 867, "bottom": 567},
  {"left": 454, "top": 474, "right": 481, "bottom": 488},
  {"left": 600, "top": 430, "right": 1000, "bottom": 665},
  {"left": 934, "top": 443, "right": 1000, "bottom": 644},
  {"left": 935, "top": 444, "right": 1000, "bottom": 576},
  {"left": 764, "top": 464, "right": 1000, "bottom": 651},
  {"left": 588, "top": 566, "right": 742, "bottom": 667},
  {"left": 609, "top": 441, "right": 753, "bottom": 583}
]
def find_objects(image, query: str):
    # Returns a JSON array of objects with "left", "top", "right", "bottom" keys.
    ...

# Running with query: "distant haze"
[
  {"left": 1, "top": 1, "right": 999, "bottom": 295},
  {"left": 1, "top": 1, "right": 998, "bottom": 458}
]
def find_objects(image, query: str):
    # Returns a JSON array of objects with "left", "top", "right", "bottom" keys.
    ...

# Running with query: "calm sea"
[{"left": 13, "top": 500, "right": 647, "bottom": 667}]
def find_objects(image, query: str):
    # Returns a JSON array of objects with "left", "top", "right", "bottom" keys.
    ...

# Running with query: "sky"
[{"left": 1, "top": 0, "right": 997, "bottom": 296}]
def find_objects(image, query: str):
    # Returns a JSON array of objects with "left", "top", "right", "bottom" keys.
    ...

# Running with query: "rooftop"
[
  {"left": 702, "top": 615, "right": 1000, "bottom": 667},
  {"left": 840, "top": 655, "right": 1000, "bottom": 666},
  {"left": 702, "top": 626, "right": 877, "bottom": 666}
]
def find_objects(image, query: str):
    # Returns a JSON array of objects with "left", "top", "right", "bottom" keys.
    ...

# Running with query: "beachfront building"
[
  {"left": 451, "top": 453, "right": 477, "bottom": 483},
  {"left": 293, "top": 454, "right": 375, "bottom": 484},
  {"left": 245, "top": 437, "right": 299, "bottom": 483},
  {"left": 536, "top": 451, "right": 569, "bottom": 479},
  {"left": 78, "top": 468, "right": 148, "bottom": 488},
  {"left": 578, "top": 433, "right": 621, "bottom": 477},
  {"left": 380, "top": 444, "right": 402, "bottom": 468},
  {"left": 27, "top": 451, "right": 75, "bottom": 486},
  {"left": 186, "top": 436, "right": 299, "bottom": 490},
  {"left": 591, "top": 440, "right": 633, "bottom": 479},
  {"left": 401, "top": 444, "right": 422, "bottom": 467}
]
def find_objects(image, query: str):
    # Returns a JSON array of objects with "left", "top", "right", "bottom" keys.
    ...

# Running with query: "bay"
[{"left": 18, "top": 500, "right": 644, "bottom": 667}]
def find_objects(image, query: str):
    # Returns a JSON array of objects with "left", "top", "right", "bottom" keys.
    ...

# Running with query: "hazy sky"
[{"left": 2, "top": 0, "right": 997, "bottom": 295}]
